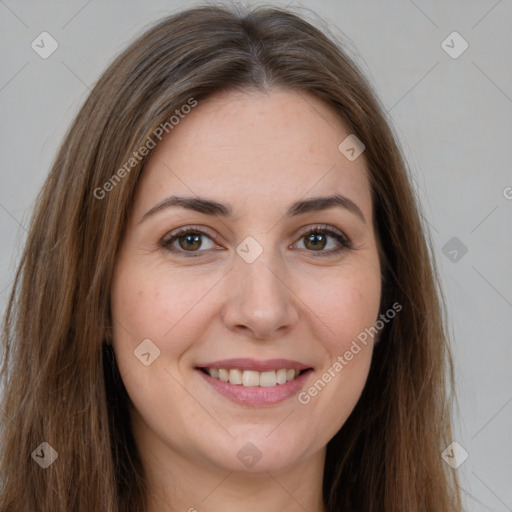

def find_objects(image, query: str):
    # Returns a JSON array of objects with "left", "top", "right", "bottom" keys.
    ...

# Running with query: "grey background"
[{"left": 0, "top": 0, "right": 511, "bottom": 510}]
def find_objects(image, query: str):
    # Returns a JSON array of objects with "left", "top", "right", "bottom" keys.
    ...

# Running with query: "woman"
[{"left": 0, "top": 4, "right": 463, "bottom": 511}]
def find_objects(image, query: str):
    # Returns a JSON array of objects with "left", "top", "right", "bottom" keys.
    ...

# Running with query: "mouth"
[
  {"left": 195, "top": 358, "right": 314, "bottom": 407},
  {"left": 198, "top": 367, "right": 308, "bottom": 386}
]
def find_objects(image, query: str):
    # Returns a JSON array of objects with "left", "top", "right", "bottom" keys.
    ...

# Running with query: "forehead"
[{"left": 133, "top": 88, "right": 372, "bottom": 220}]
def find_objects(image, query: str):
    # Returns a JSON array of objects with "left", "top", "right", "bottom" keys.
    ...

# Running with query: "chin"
[{"left": 200, "top": 428, "right": 314, "bottom": 474}]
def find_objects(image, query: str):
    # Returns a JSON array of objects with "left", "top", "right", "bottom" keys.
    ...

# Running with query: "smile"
[
  {"left": 199, "top": 367, "right": 306, "bottom": 387},
  {"left": 195, "top": 358, "right": 313, "bottom": 407}
]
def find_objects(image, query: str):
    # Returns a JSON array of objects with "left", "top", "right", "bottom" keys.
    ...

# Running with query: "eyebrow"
[{"left": 140, "top": 193, "right": 366, "bottom": 224}]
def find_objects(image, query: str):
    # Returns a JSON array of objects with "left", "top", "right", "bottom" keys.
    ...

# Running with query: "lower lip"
[{"left": 196, "top": 369, "right": 313, "bottom": 407}]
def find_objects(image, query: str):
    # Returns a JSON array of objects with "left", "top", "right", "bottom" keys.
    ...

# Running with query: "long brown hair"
[{"left": 1, "top": 4, "right": 462, "bottom": 511}]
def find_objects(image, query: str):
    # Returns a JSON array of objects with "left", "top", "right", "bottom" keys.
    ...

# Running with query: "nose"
[{"left": 220, "top": 248, "right": 299, "bottom": 340}]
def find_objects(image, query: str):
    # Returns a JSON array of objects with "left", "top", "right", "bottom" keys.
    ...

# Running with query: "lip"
[
  {"left": 196, "top": 367, "right": 314, "bottom": 407},
  {"left": 195, "top": 358, "right": 311, "bottom": 372}
]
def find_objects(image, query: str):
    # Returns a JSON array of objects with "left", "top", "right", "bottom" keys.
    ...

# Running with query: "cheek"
[
  {"left": 302, "top": 262, "right": 382, "bottom": 349},
  {"left": 110, "top": 263, "right": 220, "bottom": 366},
  {"left": 293, "top": 263, "right": 381, "bottom": 438},
  {"left": 331, "top": 282, "right": 380, "bottom": 346},
  {"left": 109, "top": 267, "right": 204, "bottom": 423}
]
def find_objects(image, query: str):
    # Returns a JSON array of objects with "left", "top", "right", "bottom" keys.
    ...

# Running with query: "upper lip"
[{"left": 196, "top": 358, "right": 312, "bottom": 372}]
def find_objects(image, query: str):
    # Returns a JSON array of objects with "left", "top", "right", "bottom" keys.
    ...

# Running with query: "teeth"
[
  {"left": 204, "top": 368, "right": 303, "bottom": 386},
  {"left": 260, "top": 370, "right": 276, "bottom": 387},
  {"left": 228, "top": 369, "right": 243, "bottom": 385},
  {"left": 276, "top": 368, "right": 287, "bottom": 385},
  {"left": 242, "top": 370, "right": 259, "bottom": 387}
]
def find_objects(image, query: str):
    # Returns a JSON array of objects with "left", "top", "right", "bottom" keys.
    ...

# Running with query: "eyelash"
[{"left": 160, "top": 224, "right": 352, "bottom": 258}]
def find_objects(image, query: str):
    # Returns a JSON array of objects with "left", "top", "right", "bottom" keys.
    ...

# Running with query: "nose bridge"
[
  {"left": 221, "top": 235, "right": 298, "bottom": 338},
  {"left": 236, "top": 237, "right": 287, "bottom": 308},
  {"left": 240, "top": 247, "right": 283, "bottom": 298}
]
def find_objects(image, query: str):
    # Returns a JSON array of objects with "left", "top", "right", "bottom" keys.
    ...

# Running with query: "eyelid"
[
  {"left": 162, "top": 224, "right": 217, "bottom": 240},
  {"left": 160, "top": 225, "right": 221, "bottom": 254},
  {"left": 295, "top": 224, "right": 349, "bottom": 243},
  {"left": 292, "top": 224, "right": 352, "bottom": 256}
]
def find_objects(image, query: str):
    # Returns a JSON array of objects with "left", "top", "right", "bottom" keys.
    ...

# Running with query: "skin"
[{"left": 110, "top": 88, "right": 382, "bottom": 512}]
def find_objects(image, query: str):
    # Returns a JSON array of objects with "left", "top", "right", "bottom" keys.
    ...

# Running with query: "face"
[{"left": 110, "top": 88, "right": 382, "bottom": 475}]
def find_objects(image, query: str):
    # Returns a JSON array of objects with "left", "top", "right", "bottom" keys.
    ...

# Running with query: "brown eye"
[
  {"left": 177, "top": 233, "right": 203, "bottom": 251},
  {"left": 303, "top": 232, "right": 328, "bottom": 251},
  {"left": 295, "top": 225, "right": 352, "bottom": 256},
  {"left": 161, "top": 227, "right": 217, "bottom": 256}
]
